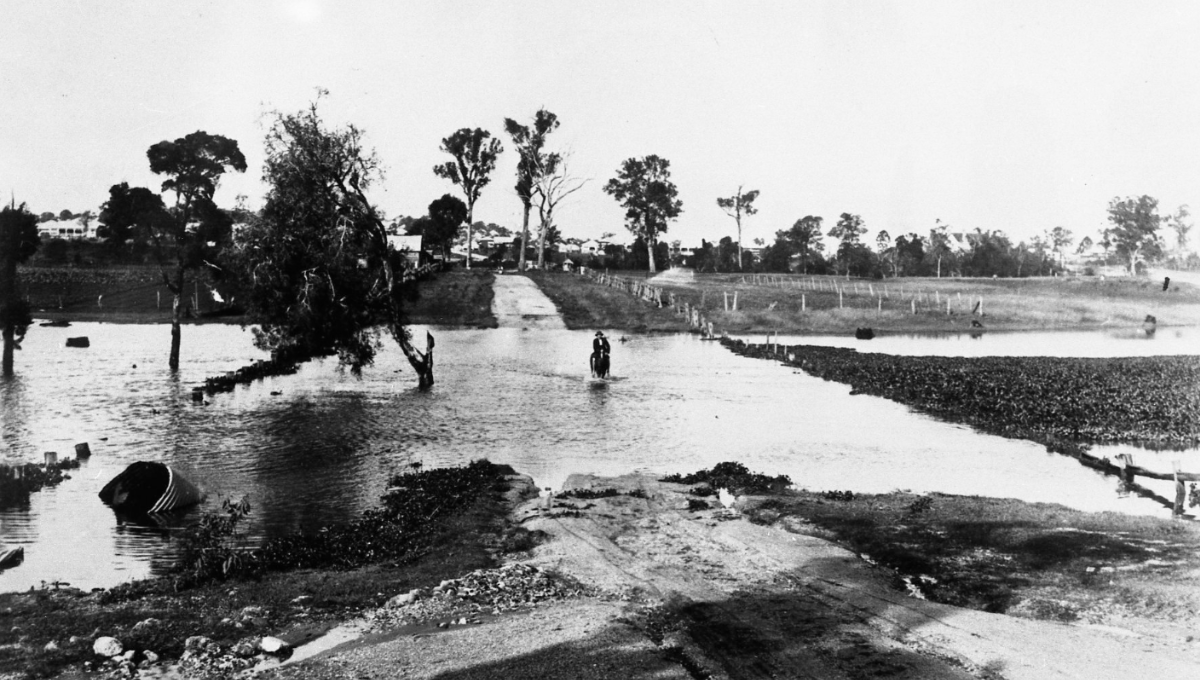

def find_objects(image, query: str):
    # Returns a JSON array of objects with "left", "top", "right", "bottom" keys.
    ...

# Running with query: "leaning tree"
[
  {"left": 432, "top": 128, "right": 502, "bottom": 269},
  {"left": 0, "top": 202, "right": 40, "bottom": 377},
  {"left": 146, "top": 131, "right": 247, "bottom": 370},
  {"left": 236, "top": 98, "right": 435, "bottom": 389},
  {"left": 716, "top": 186, "right": 760, "bottom": 270},
  {"left": 603, "top": 155, "right": 682, "bottom": 274}
]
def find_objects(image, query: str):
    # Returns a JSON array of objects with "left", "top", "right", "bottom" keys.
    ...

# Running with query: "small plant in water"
[{"left": 177, "top": 497, "right": 257, "bottom": 581}]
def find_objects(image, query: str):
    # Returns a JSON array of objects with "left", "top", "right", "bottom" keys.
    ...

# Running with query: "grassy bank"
[
  {"left": 523, "top": 270, "right": 689, "bottom": 332},
  {"left": 670, "top": 463, "right": 1200, "bottom": 635},
  {"left": 404, "top": 269, "right": 496, "bottom": 327},
  {"left": 0, "top": 462, "right": 536, "bottom": 679},
  {"left": 644, "top": 271, "right": 1200, "bottom": 334}
]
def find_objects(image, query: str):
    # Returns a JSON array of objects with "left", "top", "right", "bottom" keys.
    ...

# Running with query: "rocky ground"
[{"left": 235, "top": 474, "right": 1200, "bottom": 680}]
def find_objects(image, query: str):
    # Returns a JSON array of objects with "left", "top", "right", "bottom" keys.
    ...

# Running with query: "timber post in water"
[{"left": 75, "top": 442, "right": 91, "bottom": 458}]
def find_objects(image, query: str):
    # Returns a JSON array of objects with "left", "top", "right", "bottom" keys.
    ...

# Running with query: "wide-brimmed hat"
[{"left": 595, "top": 331, "right": 605, "bottom": 337}]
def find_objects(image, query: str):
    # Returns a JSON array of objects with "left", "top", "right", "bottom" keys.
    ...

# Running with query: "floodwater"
[{"left": 1, "top": 322, "right": 1197, "bottom": 592}]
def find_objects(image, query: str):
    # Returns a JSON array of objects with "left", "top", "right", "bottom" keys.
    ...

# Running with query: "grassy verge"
[
  {"left": 646, "top": 272, "right": 1200, "bottom": 334},
  {"left": 524, "top": 270, "right": 689, "bottom": 332},
  {"left": 0, "top": 462, "right": 537, "bottom": 679}
]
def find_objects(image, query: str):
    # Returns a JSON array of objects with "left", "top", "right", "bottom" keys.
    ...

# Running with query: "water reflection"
[{"left": 1, "top": 322, "right": 1197, "bottom": 592}]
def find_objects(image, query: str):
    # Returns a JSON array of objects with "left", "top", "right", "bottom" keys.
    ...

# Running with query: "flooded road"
[{"left": 1, "top": 322, "right": 1197, "bottom": 592}]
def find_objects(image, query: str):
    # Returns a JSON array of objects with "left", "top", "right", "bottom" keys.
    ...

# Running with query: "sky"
[{"left": 4, "top": 0, "right": 1200, "bottom": 249}]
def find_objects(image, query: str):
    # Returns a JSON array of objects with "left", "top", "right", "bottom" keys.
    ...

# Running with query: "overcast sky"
[{"left": 4, "top": 1, "right": 1200, "bottom": 248}]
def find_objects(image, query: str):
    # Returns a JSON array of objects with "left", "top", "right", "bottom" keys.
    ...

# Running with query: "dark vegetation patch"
[
  {"left": 661, "top": 462, "right": 791, "bottom": 495},
  {"left": 744, "top": 491, "right": 1200, "bottom": 622},
  {"left": 0, "top": 461, "right": 532, "bottom": 678},
  {"left": 729, "top": 340, "right": 1200, "bottom": 449},
  {"left": 0, "top": 459, "right": 82, "bottom": 511}
]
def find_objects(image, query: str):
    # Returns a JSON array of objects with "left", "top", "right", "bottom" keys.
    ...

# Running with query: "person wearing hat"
[{"left": 591, "top": 331, "right": 611, "bottom": 378}]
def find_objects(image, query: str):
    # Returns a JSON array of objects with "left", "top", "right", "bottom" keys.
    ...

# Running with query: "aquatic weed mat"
[
  {"left": 731, "top": 340, "right": 1200, "bottom": 448},
  {"left": 744, "top": 491, "right": 1200, "bottom": 627}
]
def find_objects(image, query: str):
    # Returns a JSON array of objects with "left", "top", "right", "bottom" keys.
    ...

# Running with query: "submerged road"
[{"left": 490, "top": 274, "right": 567, "bottom": 330}]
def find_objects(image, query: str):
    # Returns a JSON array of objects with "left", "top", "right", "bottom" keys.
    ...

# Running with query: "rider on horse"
[{"left": 591, "top": 331, "right": 611, "bottom": 378}]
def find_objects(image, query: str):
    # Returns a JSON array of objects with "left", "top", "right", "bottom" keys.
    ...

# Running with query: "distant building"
[
  {"left": 37, "top": 217, "right": 94, "bottom": 240},
  {"left": 387, "top": 234, "right": 426, "bottom": 267}
]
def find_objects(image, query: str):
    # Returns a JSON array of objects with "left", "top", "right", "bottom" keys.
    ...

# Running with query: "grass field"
[{"left": 620, "top": 270, "right": 1200, "bottom": 334}]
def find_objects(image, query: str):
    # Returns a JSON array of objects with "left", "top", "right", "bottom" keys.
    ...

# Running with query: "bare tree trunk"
[
  {"left": 647, "top": 234, "right": 658, "bottom": 274},
  {"left": 465, "top": 203, "right": 474, "bottom": 270},
  {"left": 394, "top": 329, "right": 434, "bottom": 389},
  {"left": 169, "top": 265, "right": 184, "bottom": 371},
  {"left": 736, "top": 217, "right": 743, "bottom": 271},
  {"left": 1, "top": 326, "right": 13, "bottom": 378},
  {"left": 537, "top": 218, "right": 547, "bottom": 270},
  {"left": 518, "top": 204, "right": 530, "bottom": 272}
]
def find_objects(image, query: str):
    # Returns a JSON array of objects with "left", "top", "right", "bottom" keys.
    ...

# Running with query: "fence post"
[
  {"left": 733, "top": 291, "right": 739, "bottom": 311},
  {"left": 801, "top": 294, "right": 806, "bottom": 312},
  {"left": 911, "top": 299, "right": 916, "bottom": 315},
  {"left": 724, "top": 291, "right": 729, "bottom": 311},
  {"left": 838, "top": 287, "right": 843, "bottom": 309},
  {"left": 1174, "top": 460, "right": 1185, "bottom": 516},
  {"left": 878, "top": 297, "right": 882, "bottom": 314}
]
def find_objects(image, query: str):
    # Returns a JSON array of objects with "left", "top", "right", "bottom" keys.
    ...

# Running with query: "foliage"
[
  {"left": 97, "top": 182, "right": 168, "bottom": 247},
  {"left": 505, "top": 110, "right": 560, "bottom": 271},
  {"left": 603, "top": 155, "right": 683, "bottom": 273},
  {"left": 176, "top": 497, "right": 258, "bottom": 581},
  {"left": 1105, "top": 195, "right": 1163, "bottom": 274},
  {"left": 235, "top": 97, "right": 421, "bottom": 376},
  {"left": 660, "top": 461, "right": 791, "bottom": 495},
  {"left": 822, "top": 490, "right": 855, "bottom": 502},
  {"left": 716, "top": 186, "right": 760, "bottom": 270},
  {"left": 433, "top": 127, "right": 503, "bottom": 264},
  {"left": 827, "top": 212, "right": 867, "bottom": 276},
  {"left": 426, "top": 194, "right": 468, "bottom": 261}
]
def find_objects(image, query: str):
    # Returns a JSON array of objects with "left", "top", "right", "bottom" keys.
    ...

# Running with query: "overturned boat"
[
  {"left": 98, "top": 462, "right": 204, "bottom": 515},
  {"left": 0, "top": 546, "right": 24, "bottom": 570}
]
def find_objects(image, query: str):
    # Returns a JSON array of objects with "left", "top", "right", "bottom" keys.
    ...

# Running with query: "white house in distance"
[
  {"left": 37, "top": 216, "right": 96, "bottom": 240},
  {"left": 387, "top": 234, "right": 425, "bottom": 267}
]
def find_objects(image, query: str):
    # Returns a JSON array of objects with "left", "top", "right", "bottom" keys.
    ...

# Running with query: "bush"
[{"left": 661, "top": 462, "right": 791, "bottom": 495}]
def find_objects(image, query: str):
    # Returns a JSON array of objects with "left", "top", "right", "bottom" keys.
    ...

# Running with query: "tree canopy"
[
  {"left": 236, "top": 99, "right": 434, "bottom": 387},
  {"left": 418, "top": 194, "right": 468, "bottom": 262},
  {"left": 602, "top": 155, "right": 682, "bottom": 273},
  {"left": 433, "top": 128, "right": 502, "bottom": 268},
  {"left": 504, "top": 110, "right": 559, "bottom": 271},
  {"left": 1105, "top": 195, "right": 1162, "bottom": 274},
  {"left": 717, "top": 186, "right": 759, "bottom": 270},
  {"left": 97, "top": 182, "right": 167, "bottom": 246}
]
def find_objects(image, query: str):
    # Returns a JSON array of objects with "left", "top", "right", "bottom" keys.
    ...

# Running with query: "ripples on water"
[{"left": 2, "top": 323, "right": 1198, "bottom": 591}]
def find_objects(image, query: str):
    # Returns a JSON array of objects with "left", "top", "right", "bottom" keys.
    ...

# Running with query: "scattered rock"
[
  {"left": 386, "top": 590, "right": 420, "bottom": 608},
  {"left": 142, "top": 650, "right": 158, "bottom": 664},
  {"left": 231, "top": 640, "right": 259, "bottom": 658},
  {"left": 93, "top": 636, "right": 123, "bottom": 657},
  {"left": 260, "top": 636, "right": 290, "bottom": 655},
  {"left": 184, "top": 635, "right": 213, "bottom": 652},
  {"left": 43, "top": 640, "right": 58, "bottom": 652},
  {"left": 131, "top": 617, "right": 161, "bottom": 634},
  {"left": 291, "top": 595, "right": 312, "bottom": 605}
]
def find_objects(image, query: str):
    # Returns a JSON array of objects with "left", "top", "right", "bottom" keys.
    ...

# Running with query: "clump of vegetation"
[
  {"left": 689, "top": 485, "right": 717, "bottom": 497},
  {"left": 558, "top": 487, "right": 620, "bottom": 499},
  {"left": 626, "top": 488, "right": 649, "bottom": 499},
  {"left": 661, "top": 462, "right": 791, "bottom": 495},
  {"left": 687, "top": 499, "right": 710, "bottom": 512},
  {"left": 822, "top": 490, "right": 855, "bottom": 502},
  {"left": 907, "top": 496, "right": 934, "bottom": 514},
  {"left": 171, "top": 459, "right": 513, "bottom": 586},
  {"left": 500, "top": 527, "right": 548, "bottom": 554}
]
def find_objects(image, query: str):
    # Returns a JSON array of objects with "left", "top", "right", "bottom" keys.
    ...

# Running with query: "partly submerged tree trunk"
[
  {"left": 518, "top": 203, "right": 531, "bottom": 272},
  {"left": 169, "top": 264, "right": 184, "bottom": 371},
  {"left": 394, "top": 327, "right": 434, "bottom": 390},
  {"left": 1, "top": 325, "right": 13, "bottom": 378}
]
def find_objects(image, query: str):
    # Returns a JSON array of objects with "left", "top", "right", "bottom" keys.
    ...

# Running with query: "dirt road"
[
  {"left": 490, "top": 274, "right": 566, "bottom": 330},
  {"left": 266, "top": 475, "right": 1200, "bottom": 679}
]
